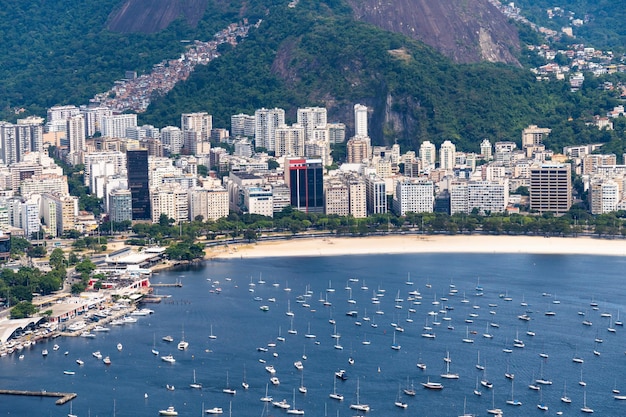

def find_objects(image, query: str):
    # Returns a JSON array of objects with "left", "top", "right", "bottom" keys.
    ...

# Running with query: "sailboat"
[
  {"left": 298, "top": 371, "right": 307, "bottom": 394},
  {"left": 579, "top": 366, "right": 586, "bottom": 387},
  {"left": 480, "top": 361, "right": 493, "bottom": 389},
  {"left": 177, "top": 326, "right": 189, "bottom": 351},
  {"left": 190, "top": 369, "right": 202, "bottom": 389},
  {"left": 536, "top": 360, "right": 552, "bottom": 385},
  {"left": 462, "top": 326, "right": 474, "bottom": 343},
  {"left": 152, "top": 333, "right": 159, "bottom": 355},
  {"left": 286, "top": 389, "right": 304, "bottom": 415},
  {"left": 581, "top": 390, "right": 594, "bottom": 413},
  {"left": 222, "top": 371, "right": 236, "bottom": 395},
  {"left": 537, "top": 388, "right": 548, "bottom": 411},
  {"left": 286, "top": 300, "right": 294, "bottom": 317},
  {"left": 561, "top": 382, "right": 571, "bottom": 403},
  {"left": 473, "top": 377, "right": 482, "bottom": 396},
  {"left": 391, "top": 331, "right": 401, "bottom": 350},
  {"left": 486, "top": 389, "right": 502, "bottom": 415},
  {"left": 440, "top": 351, "right": 459, "bottom": 379},
  {"left": 475, "top": 351, "right": 485, "bottom": 370},
  {"left": 458, "top": 396, "right": 473, "bottom": 417},
  {"left": 209, "top": 324, "right": 217, "bottom": 340},
  {"left": 394, "top": 383, "right": 408, "bottom": 408},
  {"left": 482, "top": 324, "right": 493, "bottom": 339},
  {"left": 403, "top": 377, "right": 416, "bottom": 396},
  {"left": 260, "top": 383, "right": 273, "bottom": 402},
  {"left": 506, "top": 378, "right": 522, "bottom": 406},
  {"left": 288, "top": 317, "right": 297, "bottom": 335},
  {"left": 349, "top": 378, "right": 370, "bottom": 412},
  {"left": 68, "top": 402, "right": 77, "bottom": 417},
  {"left": 304, "top": 322, "right": 316, "bottom": 339},
  {"left": 242, "top": 365, "right": 249, "bottom": 390},
  {"left": 329, "top": 376, "right": 344, "bottom": 401}
]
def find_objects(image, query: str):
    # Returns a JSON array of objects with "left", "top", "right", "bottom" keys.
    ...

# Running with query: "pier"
[
  {"left": 0, "top": 389, "right": 76, "bottom": 405},
  {"left": 151, "top": 281, "right": 183, "bottom": 287}
]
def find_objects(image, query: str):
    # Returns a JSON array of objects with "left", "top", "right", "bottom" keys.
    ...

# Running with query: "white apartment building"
[
  {"left": 160, "top": 126, "right": 184, "bottom": 154},
  {"left": 20, "top": 174, "right": 69, "bottom": 199},
  {"left": 348, "top": 179, "right": 367, "bottom": 218},
  {"left": 325, "top": 181, "right": 349, "bottom": 216},
  {"left": 366, "top": 175, "right": 387, "bottom": 214},
  {"left": 231, "top": 113, "right": 256, "bottom": 137},
  {"left": 393, "top": 179, "right": 434, "bottom": 216},
  {"left": 328, "top": 123, "right": 346, "bottom": 144},
  {"left": 589, "top": 179, "right": 620, "bottom": 214},
  {"left": 151, "top": 184, "right": 189, "bottom": 224},
  {"left": 84, "top": 151, "right": 127, "bottom": 190},
  {"left": 243, "top": 185, "right": 274, "bottom": 217},
  {"left": 80, "top": 105, "right": 112, "bottom": 137},
  {"left": 297, "top": 107, "right": 327, "bottom": 142},
  {"left": 46, "top": 105, "right": 79, "bottom": 132},
  {"left": 101, "top": 114, "right": 138, "bottom": 138},
  {"left": 481, "top": 139, "right": 493, "bottom": 160},
  {"left": 354, "top": 104, "right": 368, "bottom": 137},
  {"left": 181, "top": 112, "right": 212, "bottom": 141},
  {"left": 439, "top": 140, "right": 456, "bottom": 172},
  {"left": 450, "top": 180, "right": 509, "bottom": 215},
  {"left": 255, "top": 108, "right": 285, "bottom": 151},
  {"left": 305, "top": 140, "right": 332, "bottom": 167},
  {"left": 188, "top": 186, "right": 229, "bottom": 221},
  {"left": 275, "top": 124, "right": 305, "bottom": 157},
  {"left": 41, "top": 193, "right": 79, "bottom": 236},
  {"left": 67, "top": 114, "right": 86, "bottom": 165},
  {"left": 419, "top": 141, "right": 436, "bottom": 172}
]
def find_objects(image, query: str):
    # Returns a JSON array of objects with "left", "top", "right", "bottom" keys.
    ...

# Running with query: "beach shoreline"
[{"left": 207, "top": 234, "right": 626, "bottom": 259}]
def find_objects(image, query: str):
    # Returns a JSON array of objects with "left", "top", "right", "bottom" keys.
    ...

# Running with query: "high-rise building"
[
  {"left": 393, "top": 179, "right": 434, "bottom": 216},
  {"left": 126, "top": 149, "right": 151, "bottom": 220},
  {"left": 328, "top": 123, "right": 346, "bottom": 144},
  {"left": 255, "top": 108, "right": 285, "bottom": 151},
  {"left": 354, "top": 104, "right": 368, "bottom": 137},
  {"left": 181, "top": 112, "right": 212, "bottom": 141},
  {"left": 522, "top": 125, "right": 551, "bottom": 148},
  {"left": 529, "top": 163, "right": 572, "bottom": 214},
  {"left": 366, "top": 175, "right": 387, "bottom": 214},
  {"left": 0, "top": 120, "right": 44, "bottom": 165},
  {"left": 346, "top": 137, "right": 371, "bottom": 163},
  {"left": 101, "top": 114, "right": 137, "bottom": 138},
  {"left": 419, "top": 141, "right": 436, "bottom": 172},
  {"left": 589, "top": 179, "right": 619, "bottom": 215},
  {"left": 450, "top": 180, "right": 509, "bottom": 215},
  {"left": 285, "top": 158, "right": 324, "bottom": 213},
  {"left": 275, "top": 125, "right": 305, "bottom": 157},
  {"left": 67, "top": 114, "right": 86, "bottom": 165},
  {"left": 480, "top": 139, "right": 493, "bottom": 161},
  {"left": 230, "top": 113, "right": 256, "bottom": 137},
  {"left": 439, "top": 140, "right": 456, "bottom": 172},
  {"left": 150, "top": 184, "right": 189, "bottom": 224},
  {"left": 80, "top": 105, "right": 112, "bottom": 137},
  {"left": 297, "top": 107, "right": 327, "bottom": 142},
  {"left": 109, "top": 189, "right": 133, "bottom": 223},
  {"left": 325, "top": 180, "right": 349, "bottom": 216},
  {"left": 46, "top": 105, "right": 79, "bottom": 133},
  {"left": 160, "top": 126, "right": 184, "bottom": 154}
]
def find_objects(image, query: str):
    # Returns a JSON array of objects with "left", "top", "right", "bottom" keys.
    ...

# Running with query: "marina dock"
[
  {"left": 151, "top": 282, "right": 183, "bottom": 287},
  {"left": 0, "top": 389, "right": 76, "bottom": 405}
]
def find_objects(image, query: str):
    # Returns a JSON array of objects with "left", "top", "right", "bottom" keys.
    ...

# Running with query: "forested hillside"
[
  {"left": 515, "top": 0, "right": 626, "bottom": 52},
  {"left": 140, "top": 2, "right": 626, "bottom": 153},
  {"left": 0, "top": 0, "right": 625, "bottom": 155}
]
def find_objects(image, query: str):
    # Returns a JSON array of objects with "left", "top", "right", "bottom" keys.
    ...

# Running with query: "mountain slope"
[
  {"left": 107, "top": 0, "right": 209, "bottom": 34},
  {"left": 347, "top": 0, "right": 521, "bottom": 65},
  {"left": 140, "top": 5, "right": 579, "bottom": 151}
]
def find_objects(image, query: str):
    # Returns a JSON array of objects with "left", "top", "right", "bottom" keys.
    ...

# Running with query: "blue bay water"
[{"left": 2, "top": 253, "right": 626, "bottom": 416}]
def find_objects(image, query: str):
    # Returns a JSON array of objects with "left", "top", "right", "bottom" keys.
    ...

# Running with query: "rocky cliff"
[
  {"left": 346, "top": 0, "right": 521, "bottom": 65},
  {"left": 107, "top": 0, "right": 209, "bottom": 34}
]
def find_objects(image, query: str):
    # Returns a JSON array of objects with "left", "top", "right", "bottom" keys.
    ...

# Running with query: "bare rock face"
[
  {"left": 107, "top": 0, "right": 209, "bottom": 34},
  {"left": 346, "top": 0, "right": 521, "bottom": 65}
]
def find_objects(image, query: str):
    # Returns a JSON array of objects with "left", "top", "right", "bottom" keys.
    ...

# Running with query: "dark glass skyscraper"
[
  {"left": 285, "top": 158, "right": 324, "bottom": 213},
  {"left": 126, "top": 149, "right": 151, "bottom": 220}
]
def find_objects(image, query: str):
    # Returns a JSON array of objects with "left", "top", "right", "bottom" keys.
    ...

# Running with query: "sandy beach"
[{"left": 209, "top": 234, "right": 626, "bottom": 259}]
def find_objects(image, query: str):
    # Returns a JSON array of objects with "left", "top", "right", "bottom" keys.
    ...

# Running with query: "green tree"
[{"left": 10, "top": 301, "right": 37, "bottom": 319}]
